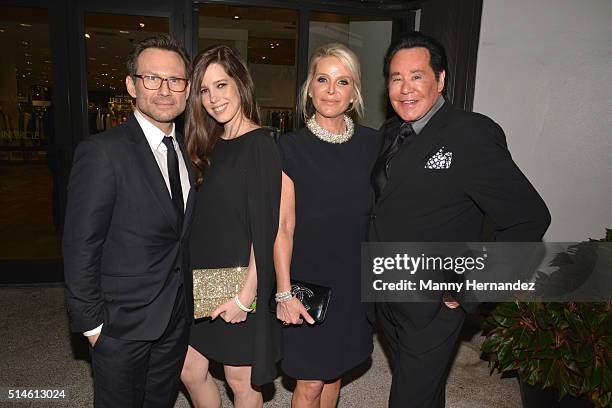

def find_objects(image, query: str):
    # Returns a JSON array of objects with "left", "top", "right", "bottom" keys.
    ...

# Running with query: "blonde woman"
[{"left": 274, "top": 43, "right": 378, "bottom": 407}]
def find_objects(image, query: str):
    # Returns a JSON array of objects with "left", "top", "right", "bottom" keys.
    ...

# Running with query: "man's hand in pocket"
[{"left": 87, "top": 332, "right": 100, "bottom": 347}]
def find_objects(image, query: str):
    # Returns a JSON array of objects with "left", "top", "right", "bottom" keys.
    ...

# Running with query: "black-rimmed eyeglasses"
[{"left": 133, "top": 74, "right": 188, "bottom": 92}]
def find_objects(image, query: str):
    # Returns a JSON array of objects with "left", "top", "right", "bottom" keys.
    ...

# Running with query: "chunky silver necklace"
[{"left": 306, "top": 115, "right": 354, "bottom": 144}]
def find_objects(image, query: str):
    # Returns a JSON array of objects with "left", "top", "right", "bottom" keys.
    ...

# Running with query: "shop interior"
[{"left": 0, "top": 0, "right": 407, "bottom": 274}]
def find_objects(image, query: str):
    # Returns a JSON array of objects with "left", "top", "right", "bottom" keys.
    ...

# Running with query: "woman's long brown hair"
[{"left": 185, "top": 45, "right": 260, "bottom": 187}]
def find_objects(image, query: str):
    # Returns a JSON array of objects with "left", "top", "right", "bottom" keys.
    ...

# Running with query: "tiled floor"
[{"left": 0, "top": 287, "right": 521, "bottom": 408}]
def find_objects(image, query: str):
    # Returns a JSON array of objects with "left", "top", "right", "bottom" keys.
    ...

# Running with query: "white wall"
[{"left": 473, "top": 0, "right": 612, "bottom": 241}]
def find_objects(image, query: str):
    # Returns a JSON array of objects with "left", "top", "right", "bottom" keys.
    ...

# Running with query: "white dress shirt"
[
  {"left": 134, "top": 109, "right": 190, "bottom": 209},
  {"left": 84, "top": 109, "right": 190, "bottom": 337}
]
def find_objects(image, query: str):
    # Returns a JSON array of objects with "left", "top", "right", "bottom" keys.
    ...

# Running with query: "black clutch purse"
[{"left": 271, "top": 280, "right": 332, "bottom": 323}]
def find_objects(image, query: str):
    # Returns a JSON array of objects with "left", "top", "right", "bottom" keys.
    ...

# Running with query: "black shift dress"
[
  {"left": 277, "top": 125, "right": 379, "bottom": 380},
  {"left": 189, "top": 128, "right": 282, "bottom": 386}
]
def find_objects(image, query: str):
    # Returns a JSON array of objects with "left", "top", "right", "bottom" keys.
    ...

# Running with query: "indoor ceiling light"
[
  {"left": 233, "top": 15, "right": 240, "bottom": 20},
  {"left": 19, "top": 23, "right": 32, "bottom": 27},
  {"left": 139, "top": 23, "right": 145, "bottom": 28},
  {"left": 119, "top": 30, "right": 130, "bottom": 34},
  {"left": 84, "top": 33, "right": 91, "bottom": 39}
]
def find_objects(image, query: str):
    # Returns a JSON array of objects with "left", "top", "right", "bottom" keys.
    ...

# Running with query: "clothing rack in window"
[
  {"left": 260, "top": 106, "right": 294, "bottom": 134},
  {"left": 0, "top": 85, "right": 52, "bottom": 162},
  {"left": 88, "top": 95, "right": 133, "bottom": 134}
]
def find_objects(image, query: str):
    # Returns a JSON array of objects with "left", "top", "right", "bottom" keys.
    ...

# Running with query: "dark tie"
[
  {"left": 372, "top": 122, "right": 416, "bottom": 199},
  {"left": 162, "top": 136, "right": 184, "bottom": 227}
]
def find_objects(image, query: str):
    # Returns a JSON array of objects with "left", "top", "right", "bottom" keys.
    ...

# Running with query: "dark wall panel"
[{"left": 419, "top": 0, "right": 483, "bottom": 111}]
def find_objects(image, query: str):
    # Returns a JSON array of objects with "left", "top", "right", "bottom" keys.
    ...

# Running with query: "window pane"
[
  {"left": 198, "top": 5, "right": 298, "bottom": 133},
  {"left": 84, "top": 13, "right": 169, "bottom": 134},
  {"left": 310, "top": 13, "right": 393, "bottom": 129},
  {"left": 0, "top": 6, "right": 60, "bottom": 260}
]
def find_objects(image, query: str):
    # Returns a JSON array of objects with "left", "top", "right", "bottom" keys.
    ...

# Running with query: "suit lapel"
[
  {"left": 376, "top": 103, "right": 453, "bottom": 205},
  {"left": 176, "top": 133, "right": 195, "bottom": 237},
  {"left": 126, "top": 115, "right": 181, "bottom": 234}
]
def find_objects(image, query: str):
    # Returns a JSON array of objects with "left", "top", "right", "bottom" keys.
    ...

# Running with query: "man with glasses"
[{"left": 63, "top": 34, "right": 194, "bottom": 407}]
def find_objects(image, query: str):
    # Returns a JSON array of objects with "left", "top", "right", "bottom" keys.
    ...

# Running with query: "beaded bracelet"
[
  {"left": 234, "top": 295, "right": 254, "bottom": 312},
  {"left": 275, "top": 290, "right": 291, "bottom": 299},
  {"left": 275, "top": 291, "right": 293, "bottom": 303}
]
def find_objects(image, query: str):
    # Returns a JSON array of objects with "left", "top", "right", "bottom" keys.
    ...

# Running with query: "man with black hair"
[{"left": 370, "top": 32, "right": 550, "bottom": 407}]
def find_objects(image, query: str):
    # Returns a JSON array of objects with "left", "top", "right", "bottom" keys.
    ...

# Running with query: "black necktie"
[
  {"left": 372, "top": 122, "right": 416, "bottom": 199},
  {"left": 162, "top": 136, "right": 184, "bottom": 227}
]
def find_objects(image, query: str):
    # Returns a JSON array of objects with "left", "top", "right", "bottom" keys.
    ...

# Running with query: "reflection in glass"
[
  {"left": 198, "top": 5, "right": 298, "bottom": 133},
  {"left": 310, "top": 13, "right": 393, "bottom": 129},
  {"left": 84, "top": 13, "right": 168, "bottom": 134},
  {"left": 0, "top": 6, "right": 59, "bottom": 259}
]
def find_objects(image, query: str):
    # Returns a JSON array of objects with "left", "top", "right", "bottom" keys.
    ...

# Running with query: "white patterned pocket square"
[{"left": 424, "top": 147, "right": 453, "bottom": 169}]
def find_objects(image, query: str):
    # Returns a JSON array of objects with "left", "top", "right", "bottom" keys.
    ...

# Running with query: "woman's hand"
[
  {"left": 211, "top": 297, "right": 248, "bottom": 324},
  {"left": 276, "top": 297, "right": 315, "bottom": 325}
]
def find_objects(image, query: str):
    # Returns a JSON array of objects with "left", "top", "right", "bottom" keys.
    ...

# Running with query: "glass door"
[
  {"left": 309, "top": 12, "right": 393, "bottom": 129},
  {"left": 0, "top": 1, "right": 176, "bottom": 282},
  {"left": 197, "top": 4, "right": 299, "bottom": 133},
  {"left": 196, "top": 4, "right": 404, "bottom": 132},
  {"left": 0, "top": 5, "right": 60, "bottom": 261},
  {"left": 83, "top": 12, "right": 170, "bottom": 134}
]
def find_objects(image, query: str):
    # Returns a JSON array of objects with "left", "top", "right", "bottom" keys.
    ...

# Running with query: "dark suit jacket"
[
  {"left": 370, "top": 101, "right": 551, "bottom": 326},
  {"left": 63, "top": 114, "right": 196, "bottom": 341}
]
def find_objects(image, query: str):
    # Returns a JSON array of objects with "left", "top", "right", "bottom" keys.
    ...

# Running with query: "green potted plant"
[{"left": 481, "top": 230, "right": 612, "bottom": 408}]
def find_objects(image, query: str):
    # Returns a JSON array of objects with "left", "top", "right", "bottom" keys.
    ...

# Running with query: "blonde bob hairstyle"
[{"left": 299, "top": 43, "right": 364, "bottom": 122}]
